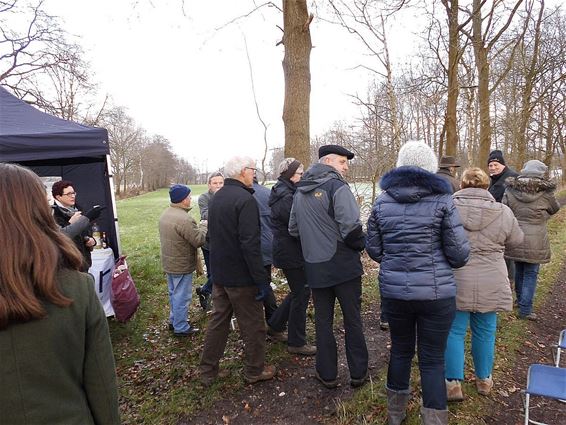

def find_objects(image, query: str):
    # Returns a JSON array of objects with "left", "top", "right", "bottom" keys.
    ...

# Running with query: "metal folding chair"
[
  {"left": 552, "top": 329, "right": 566, "bottom": 367},
  {"left": 523, "top": 364, "right": 566, "bottom": 425}
]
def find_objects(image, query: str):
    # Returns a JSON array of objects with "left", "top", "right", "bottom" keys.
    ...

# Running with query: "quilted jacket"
[{"left": 366, "top": 166, "right": 470, "bottom": 300}]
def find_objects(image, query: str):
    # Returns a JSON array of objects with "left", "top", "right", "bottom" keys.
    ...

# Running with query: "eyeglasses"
[
  {"left": 62, "top": 191, "right": 77, "bottom": 197},
  {"left": 245, "top": 167, "right": 257, "bottom": 172}
]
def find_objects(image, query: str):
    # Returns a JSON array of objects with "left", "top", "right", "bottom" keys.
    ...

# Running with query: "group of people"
[
  {"left": 0, "top": 137, "right": 559, "bottom": 424},
  {"left": 161, "top": 142, "right": 559, "bottom": 425}
]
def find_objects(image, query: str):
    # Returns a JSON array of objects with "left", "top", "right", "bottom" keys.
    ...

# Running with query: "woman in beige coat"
[
  {"left": 444, "top": 168, "right": 523, "bottom": 401},
  {"left": 503, "top": 159, "right": 560, "bottom": 320}
]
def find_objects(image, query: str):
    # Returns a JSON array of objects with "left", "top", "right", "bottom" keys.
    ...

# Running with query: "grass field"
[{"left": 111, "top": 186, "right": 566, "bottom": 424}]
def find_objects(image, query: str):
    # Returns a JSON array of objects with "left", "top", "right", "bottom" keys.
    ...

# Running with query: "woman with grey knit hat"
[
  {"left": 366, "top": 140, "right": 470, "bottom": 425},
  {"left": 502, "top": 159, "right": 560, "bottom": 321}
]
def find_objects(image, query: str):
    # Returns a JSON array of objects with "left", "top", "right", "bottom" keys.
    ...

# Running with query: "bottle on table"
[
  {"left": 92, "top": 223, "right": 102, "bottom": 249},
  {"left": 101, "top": 231, "right": 108, "bottom": 249}
]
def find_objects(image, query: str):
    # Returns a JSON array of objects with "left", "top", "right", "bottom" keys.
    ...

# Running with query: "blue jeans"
[
  {"left": 514, "top": 262, "right": 540, "bottom": 316},
  {"left": 383, "top": 297, "right": 455, "bottom": 410},
  {"left": 445, "top": 311, "right": 497, "bottom": 380},
  {"left": 167, "top": 273, "right": 193, "bottom": 333}
]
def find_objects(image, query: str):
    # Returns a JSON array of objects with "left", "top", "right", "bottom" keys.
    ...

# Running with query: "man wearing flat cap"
[
  {"left": 436, "top": 155, "right": 461, "bottom": 193},
  {"left": 159, "top": 184, "right": 207, "bottom": 336},
  {"left": 289, "top": 144, "right": 368, "bottom": 389}
]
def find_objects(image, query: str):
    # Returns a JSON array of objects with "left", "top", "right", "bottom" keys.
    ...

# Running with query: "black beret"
[{"left": 318, "top": 144, "right": 354, "bottom": 160}]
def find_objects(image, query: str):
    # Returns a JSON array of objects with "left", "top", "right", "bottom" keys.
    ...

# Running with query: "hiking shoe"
[
  {"left": 173, "top": 325, "right": 199, "bottom": 337},
  {"left": 518, "top": 312, "right": 538, "bottom": 321},
  {"left": 380, "top": 320, "right": 389, "bottom": 331},
  {"left": 196, "top": 286, "right": 211, "bottom": 311},
  {"left": 446, "top": 379, "right": 464, "bottom": 402},
  {"left": 350, "top": 370, "right": 369, "bottom": 388},
  {"left": 243, "top": 365, "right": 276, "bottom": 384},
  {"left": 476, "top": 376, "right": 493, "bottom": 396},
  {"left": 288, "top": 344, "right": 317, "bottom": 356},
  {"left": 168, "top": 320, "right": 189, "bottom": 332},
  {"left": 315, "top": 370, "right": 338, "bottom": 389},
  {"left": 200, "top": 369, "right": 230, "bottom": 387},
  {"left": 267, "top": 327, "right": 288, "bottom": 342}
]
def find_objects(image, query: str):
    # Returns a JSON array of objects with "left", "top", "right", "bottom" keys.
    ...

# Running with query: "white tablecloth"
[{"left": 88, "top": 248, "right": 115, "bottom": 317}]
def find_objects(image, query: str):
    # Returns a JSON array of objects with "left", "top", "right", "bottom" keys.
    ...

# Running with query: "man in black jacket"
[
  {"left": 199, "top": 156, "right": 276, "bottom": 386},
  {"left": 487, "top": 150, "right": 518, "bottom": 202},
  {"left": 289, "top": 145, "right": 368, "bottom": 389}
]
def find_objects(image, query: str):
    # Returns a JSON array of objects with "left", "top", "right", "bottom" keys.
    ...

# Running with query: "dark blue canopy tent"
[{"left": 0, "top": 86, "right": 120, "bottom": 256}]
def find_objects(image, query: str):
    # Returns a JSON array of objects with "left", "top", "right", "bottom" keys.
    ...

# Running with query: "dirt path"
[
  {"left": 182, "top": 306, "right": 390, "bottom": 425},
  {"left": 484, "top": 263, "right": 566, "bottom": 425}
]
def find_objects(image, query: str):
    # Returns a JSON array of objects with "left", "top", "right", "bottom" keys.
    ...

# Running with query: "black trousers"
[
  {"left": 268, "top": 267, "right": 311, "bottom": 347},
  {"left": 311, "top": 276, "right": 368, "bottom": 381}
]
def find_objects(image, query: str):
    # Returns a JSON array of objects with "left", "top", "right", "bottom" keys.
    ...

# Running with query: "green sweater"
[{"left": 0, "top": 269, "right": 120, "bottom": 425}]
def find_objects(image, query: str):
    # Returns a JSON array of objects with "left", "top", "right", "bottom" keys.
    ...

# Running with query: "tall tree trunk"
[
  {"left": 282, "top": 0, "right": 312, "bottom": 166},
  {"left": 472, "top": 0, "right": 491, "bottom": 169},
  {"left": 444, "top": 0, "right": 460, "bottom": 156},
  {"left": 517, "top": 1, "right": 544, "bottom": 165}
]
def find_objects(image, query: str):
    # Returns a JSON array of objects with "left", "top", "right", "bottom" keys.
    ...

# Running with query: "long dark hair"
[{"left": 0, "top": 164, "right": 83, "bottom": 329}]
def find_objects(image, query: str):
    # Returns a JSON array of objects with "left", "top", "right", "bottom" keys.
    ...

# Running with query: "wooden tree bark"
[
  {"left": 471, "top": 0, "right": 491, "bottom": 169},
  {"left": 516, "top": 1, "right": 544, "bottom": 165},
  {"left": 282, "top": 0, "right": 312, "bottom": 167},
  {"left": 443, "top": 0, "right": 460, "bottom": 156}
]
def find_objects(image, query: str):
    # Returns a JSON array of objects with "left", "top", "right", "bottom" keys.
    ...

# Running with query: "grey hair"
[
  {"left": 207, "top": 171, "right": 224, "bottom": 184},
  {"left": 224, "top": 156, "right": 255, "bottom": 178},
  {"left": 319, "top": 154, "right": 335, "bottom": 164},
  {"left": 278, "top": 157, "right": 303, "bottom": 175}
]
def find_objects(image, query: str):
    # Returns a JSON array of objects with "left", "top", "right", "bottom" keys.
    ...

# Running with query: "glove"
[
  {"left": 84, "top": 205, "right": 105, "bottom": 221},
  {"left": 255, "top": 282, "right": 273, "bottom": 302}
]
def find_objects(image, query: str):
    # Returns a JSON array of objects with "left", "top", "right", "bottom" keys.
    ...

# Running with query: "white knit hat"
[{"left": 396, "top": 140, "right": 438, "bottom": 173}]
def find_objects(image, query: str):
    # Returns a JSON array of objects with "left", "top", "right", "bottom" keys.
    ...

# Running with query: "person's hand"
[
  {"left": 69, "top": 212, "right": 83, "bottom": 224},
  {"left": 255, "top": 282, "right": 273, "bottom": 302},
  {"left": 84, "top": 205, "right": 105, "bottom": 221}
]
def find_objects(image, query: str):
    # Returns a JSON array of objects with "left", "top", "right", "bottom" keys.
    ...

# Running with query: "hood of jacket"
[
  {"left": 453, "top": 187, "right": 503, "bottom": 232},
  {"left": 505, "top": 175, "right": 556, "bottom": 203},
  {"left": 268, "top": 177, "right": 296, "bottom": 207},
  {"left": 296, "top": 163, "right": 346, "bottom": 194},
  {"left": 380, "top": 166, "right": 452, "bottom": 203}
]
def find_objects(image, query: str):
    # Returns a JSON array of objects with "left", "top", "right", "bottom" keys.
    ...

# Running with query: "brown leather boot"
[
  {"left": 243, "top": 365, "right": 276, "bottom": 384},
  {"left": 476, "top": 376, "right": 493, "bottom": 396},
  {"left": 446, "top": 379, "right": 464, "bottom": 402}
]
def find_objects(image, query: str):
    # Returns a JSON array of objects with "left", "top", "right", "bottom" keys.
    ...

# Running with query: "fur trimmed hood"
[
  {"left": 380, "top": 166, "right": 452, "bottom": 203},
  {"left": 505, "top": 175, "right": 556, "bottom": 203}
]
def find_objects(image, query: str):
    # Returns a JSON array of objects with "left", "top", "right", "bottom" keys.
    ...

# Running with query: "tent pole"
[{"left": 106, "top": 154, "right": 122, "bottom": 256}]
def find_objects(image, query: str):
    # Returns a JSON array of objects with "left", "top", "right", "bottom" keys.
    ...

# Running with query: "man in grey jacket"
[{"left": 289, "top": 144, "right": 368, "bottom": 389}]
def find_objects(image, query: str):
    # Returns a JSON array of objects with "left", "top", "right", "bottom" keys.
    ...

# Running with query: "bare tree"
[
  {"left": 282, "top": 0, "right": 313, "bottom": 167},
  {"left": 101, "top": 106, "right": 144, "bottom": 195},
  {"left": 0, "top": 0, "right": 88, "bottom": 108},
  {"left": 459, "top": 0, "right": 527, "bottom": 167}
]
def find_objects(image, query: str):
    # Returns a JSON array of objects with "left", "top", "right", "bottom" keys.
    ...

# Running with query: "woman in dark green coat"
[{"left": 0, "top": 163, "right": 120, "bottom": 425}]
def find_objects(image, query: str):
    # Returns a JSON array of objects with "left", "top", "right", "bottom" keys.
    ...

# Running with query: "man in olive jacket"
[{"left": 159, "top": 184, "right": 207, "bottom": 336}]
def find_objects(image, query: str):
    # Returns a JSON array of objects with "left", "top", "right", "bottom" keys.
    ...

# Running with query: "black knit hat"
[{"left": 487, "top": 150, "right": 505, "bottom": 166}]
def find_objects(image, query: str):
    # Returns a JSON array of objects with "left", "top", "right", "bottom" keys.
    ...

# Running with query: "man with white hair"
[
  {"left": 289, "top": 145, "right": 368, "bottom": 389},
  {"left": 199, "top": 156, "right": 275, "bottom": 386}
]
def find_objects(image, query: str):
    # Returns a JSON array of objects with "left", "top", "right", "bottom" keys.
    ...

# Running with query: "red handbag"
[{"left": 111, "top": 255, "right": 140, "bottom": 322}]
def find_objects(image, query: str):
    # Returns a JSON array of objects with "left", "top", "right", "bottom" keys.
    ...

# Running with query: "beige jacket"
[
  {"left": 159, "top": 204, "right": 207, "bottom": 274},
  {"left": 503, "top": 176, "right": 560, "bottom": 264},
  {"left": 452, "top": 188, "right": 524, "bottom": 312}
]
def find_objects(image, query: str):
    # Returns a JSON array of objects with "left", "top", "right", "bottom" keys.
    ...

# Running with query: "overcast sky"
[{"left": 42, "top": 1, "right": 422, "bottom": 171}]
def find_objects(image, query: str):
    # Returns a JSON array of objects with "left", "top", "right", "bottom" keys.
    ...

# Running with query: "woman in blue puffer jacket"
[{"left": 366, "top": 141, "right": 470, "bottom": 425}]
